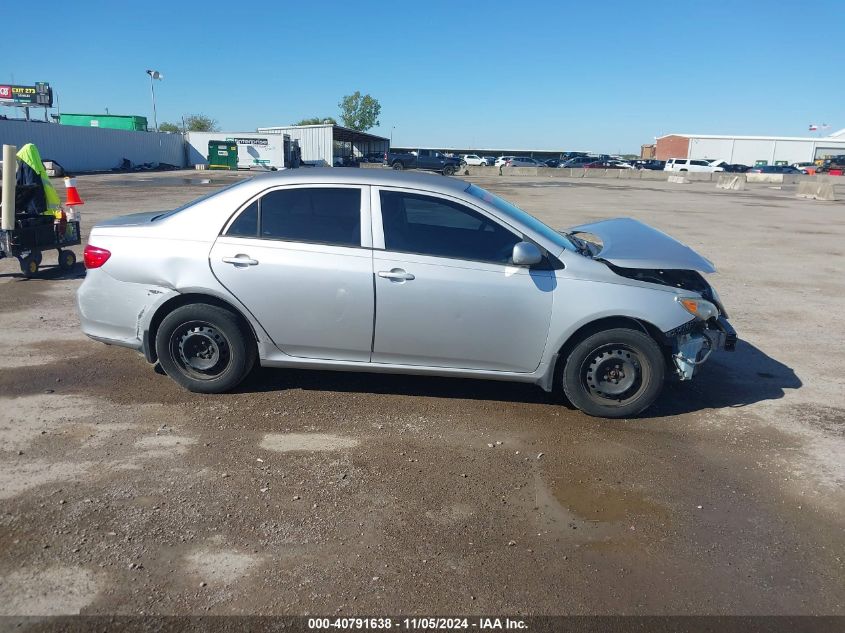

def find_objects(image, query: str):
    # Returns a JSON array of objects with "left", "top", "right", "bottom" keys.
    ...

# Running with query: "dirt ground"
[{"left": 0, "top": 171, "right": 842, "bottom": 617}]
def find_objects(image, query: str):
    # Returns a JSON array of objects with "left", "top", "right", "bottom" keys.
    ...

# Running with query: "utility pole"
[{"left": 145, "top": 69, "right": 163, "bottom": 131}]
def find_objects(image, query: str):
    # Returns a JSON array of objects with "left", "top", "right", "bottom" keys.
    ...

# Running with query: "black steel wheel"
[
  {"left": 19, "top": 255, "right": 38, "bottom": 278},
  {"left": 155, "top": 303, "right": 256, "bottom": 393},
  {"left": 58, "top": 249, "right": 76, "bottom": 270},
  {"left": 562, "top": 327, "right": 665, "bottom": 418}
]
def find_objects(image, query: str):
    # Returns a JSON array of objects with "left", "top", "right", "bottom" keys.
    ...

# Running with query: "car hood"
[{"left": 568, "top": 217, "right": 716, "bottom": 273}]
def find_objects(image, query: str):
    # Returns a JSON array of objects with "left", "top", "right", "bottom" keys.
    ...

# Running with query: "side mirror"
[{"left": 511, "top": 241, "right": 542, "bottom": 267}]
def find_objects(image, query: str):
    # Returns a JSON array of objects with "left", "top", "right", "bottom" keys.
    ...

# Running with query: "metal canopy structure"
[{"left": 257, "top": 123, "right": 389, "bottom": 166}]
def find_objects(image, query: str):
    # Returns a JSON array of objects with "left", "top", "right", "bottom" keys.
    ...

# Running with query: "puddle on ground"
[
  {"left": 548, "top": 474, "right": 669, "bottom": 523},
  {"left": 0, "top": 566, "right": 100, "bottom": 615},
  {"left": 260, "top": 433, "right": 360, "bottom": 452}
]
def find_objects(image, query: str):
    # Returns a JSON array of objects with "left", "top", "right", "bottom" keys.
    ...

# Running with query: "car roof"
[{"left": 244, "top": 167, "right": 469, "bottom": 195}]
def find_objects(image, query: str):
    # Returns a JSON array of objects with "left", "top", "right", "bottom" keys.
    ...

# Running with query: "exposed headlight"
[{"left": 677, "top": 296, "right": 719, "bottom": 321}]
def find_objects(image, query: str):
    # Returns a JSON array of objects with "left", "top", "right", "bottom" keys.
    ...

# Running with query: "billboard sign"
[{"left": 0, "top": 82, "right": 53, "bottom": 107}]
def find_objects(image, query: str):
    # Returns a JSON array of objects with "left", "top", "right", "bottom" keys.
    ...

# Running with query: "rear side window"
[
  {"left": 257, "top": 187, "right": 361, "bottom": 247},
  {"left": 226, "top": 201, "right": 258, "bottom": 237},
  {"left": 691, "top": 160, "right": 709, "bottom": 166}
]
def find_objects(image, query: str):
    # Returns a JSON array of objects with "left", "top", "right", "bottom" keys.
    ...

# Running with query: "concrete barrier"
[
  {"left": 639, "top": 170, "right": 669, "bottom": 180},
  {"left": 746, "top": 173, "right": 784, "bottom": 184},
  {"left": 716, "top": 174, "right": 747, "bottom": 190},
  {"left": 360, "top": 162, "right": 384, "bottom": 169},
  {"left": 668, "top": 175, "right": 690, "bottom": 184},
  {"left": 797, "top": 180, "right": 837, "bottom": 201}
]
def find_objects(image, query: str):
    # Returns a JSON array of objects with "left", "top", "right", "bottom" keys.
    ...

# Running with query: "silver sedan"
[{"left": 77, "top": 169, "right": 736, "bottom": 417}]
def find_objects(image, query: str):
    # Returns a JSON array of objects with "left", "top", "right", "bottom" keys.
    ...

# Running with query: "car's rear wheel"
[
  {"left": 443, "top": 165, "right": 456, "bottom": 176},
  {"left": 391, "top": 161, "right": 404, "bottom": 170},
  {"left": 562, "top": 327, "right": 665, "bottom": 418},
  {"left": 155, "top": 303, "right": 256, "bottom": 393}
]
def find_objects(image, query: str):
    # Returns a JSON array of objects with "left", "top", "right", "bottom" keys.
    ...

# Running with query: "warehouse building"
[
  {"left": 654, "top": 130, "right": 845, "bottom": 165},
  {"left": 256, "top": 123, "right": 389, "bottom": 166}
]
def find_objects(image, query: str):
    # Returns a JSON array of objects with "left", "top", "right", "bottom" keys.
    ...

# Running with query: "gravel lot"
[{"left": 0, "top": 171, "right": 843, "bottom": 616}]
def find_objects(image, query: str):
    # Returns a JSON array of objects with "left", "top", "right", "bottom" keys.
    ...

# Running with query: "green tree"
[
  {"left": 338, "top": 92, "right": 381, "bottom": 131},
  {"left": 294, "top": 116, "right": 337, "bottom": 126},
  {"left": 158, "top": 122, "right": 181, "bottom": 133},
  {"left": 183, "top": 114, "right": 220, "bottom": 132}
]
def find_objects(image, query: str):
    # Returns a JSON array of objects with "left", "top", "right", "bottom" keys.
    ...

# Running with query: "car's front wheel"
[
  {"left": 155, "top": 303, "right": 256, "bottom": 393},
  {"left": 562, "top": 327, "right": 665, "bottom": 418},
  {"left": 443, "top": 165, "right": 456, "bottom": 176}
]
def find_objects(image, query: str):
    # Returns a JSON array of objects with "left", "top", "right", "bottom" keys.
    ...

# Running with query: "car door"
[
  {"left": 209, "top": 185, "right": 374, "bottom": 362},
  {"left": 370, "top": 188, "right": 555, "bottom": 372}
]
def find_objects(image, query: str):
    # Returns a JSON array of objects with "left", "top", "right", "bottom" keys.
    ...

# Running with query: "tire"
[
  {"left": 679, "top": 169, "right": 688, "bottom": 172},
  {"left": 155, "top": 303, "right": 256, "bottom": 393},
  {"left": 443, "top": 165, "right": 456, "bottom": 176},
  {"left": 58, "top": 249, "right": 76, "bottom": 271},
  {"left": 391, "top": 161, "right": 404, "bottom": 170},
  {"left": 19, "top": 255, "right": 38, "bottom": 278},
  {"left": 562, "top": 327, "right": 665, "bottom": 418}
]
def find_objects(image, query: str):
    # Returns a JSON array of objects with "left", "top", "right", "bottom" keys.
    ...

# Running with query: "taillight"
[{"left": 84, "top": 244, "right": 111, "bottom": 269}]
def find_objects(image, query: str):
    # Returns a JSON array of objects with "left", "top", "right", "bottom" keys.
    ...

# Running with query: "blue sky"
[{"left": 5, "top": 1, "right": 844, "bottom": 153}]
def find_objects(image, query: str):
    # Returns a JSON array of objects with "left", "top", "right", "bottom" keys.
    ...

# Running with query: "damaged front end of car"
[{"left": 610, "top": 265, "right": 737, "bottom": 380}]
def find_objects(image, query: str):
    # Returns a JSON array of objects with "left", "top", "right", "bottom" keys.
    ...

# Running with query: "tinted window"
[
  {"left": 226, "top": 201, "right": 258, "bottom": 237},
  {"left": 259, "top": 187, "right": 361, "bottom": 247},
  {"left": 380, "top": 191, "right": 520, "bottom": 263},
  {"left": 691, "top": 160, "right": 709, "bottom": 166}
]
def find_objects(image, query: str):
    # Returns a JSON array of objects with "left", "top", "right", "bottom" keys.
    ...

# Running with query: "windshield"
[{"left": 465, "top": 184, "right": 577, "bottom": 251}]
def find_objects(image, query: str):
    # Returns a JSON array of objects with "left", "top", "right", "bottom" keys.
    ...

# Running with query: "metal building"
[
  {"left": 655, "top": 129, "right": 845, "bottom": 165},
  {"left": 256, "top": 123, "right": 389, "bottom": 166}
]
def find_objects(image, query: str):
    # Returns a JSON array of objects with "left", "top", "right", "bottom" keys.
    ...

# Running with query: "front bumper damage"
[{"left": 666, "top": 317, "right": 737, "bottom": 381}]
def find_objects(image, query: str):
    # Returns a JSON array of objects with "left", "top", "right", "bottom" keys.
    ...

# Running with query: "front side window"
[
  {"left": 380, "top": 191, "right": 520, "bottom": 264},
  {"left": 257, "top": 187, "right": 361, "bottom": 247}
]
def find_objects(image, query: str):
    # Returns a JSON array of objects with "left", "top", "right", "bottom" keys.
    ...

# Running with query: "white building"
[{"left": 655, "top": 129, "right": 845, "bottom": 165}]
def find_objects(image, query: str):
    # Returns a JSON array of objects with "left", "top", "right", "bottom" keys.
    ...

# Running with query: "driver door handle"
[
  {"left": 222, "top": 255, "right": 259, "bottom": 266},
  {"left": 378, "top": 269, "right": 415, "bottom": 281}
]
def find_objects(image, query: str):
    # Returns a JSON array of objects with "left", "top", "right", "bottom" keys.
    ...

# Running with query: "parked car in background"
[
  {"left": 495, "top": 156, "right": 515, "bottom": 168},
  {"left": 460, "top": 154, "right": 487, "bottom": 166},
  {"left": 792, "top": 162, "right": 817, "bottom": 174},
  {"left": 482, "top": 156, "right": 496, "bottom": 166},
  {"left": 747, "top": 165, "right": 803, "bottom": 174},
  {"left": 544, "top": 158, "right": 562, "bottom": 168},
  {"left": 635, "top": 160, "right": 666, "bottom": 170},
  {"left": 664, "top": 158, "right": 725, "bottom": 173},
  {"left": 584, "top": 160, "right": 628, "bottom": 169},
  {"left": 505, "top": 157, "right": 543, "bottom": 167},
  {"left": 384, "top": 149, "right": 461, "bottom": 175},
  {"left": 77, "top": 168, "right": 736, "bottom": 418},
  {"left": 561, "top": 156, "right": 599, "bottom": 168},
  {"left": 720, "top": 163, "right": 750, "bottom": 173}
]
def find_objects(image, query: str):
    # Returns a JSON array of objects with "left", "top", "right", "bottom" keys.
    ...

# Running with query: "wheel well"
[
  {"left": 145, "top": 293, "right": 259, "bottom": 363},
  {"left": 553, "top": 316, "right": 666, "bottom": 382}
]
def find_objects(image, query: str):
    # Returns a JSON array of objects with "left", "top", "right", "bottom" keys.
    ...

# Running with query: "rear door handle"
[
  {"left": 222, "top": 255, "right": 259, "bottom": 266},
  {"left": 378, "top": 269, "right": 415, "bottom": 281}
]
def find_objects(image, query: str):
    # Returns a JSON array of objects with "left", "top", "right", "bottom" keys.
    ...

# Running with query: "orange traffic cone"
[{"left": 64, "top": 177, "right": 84, "bottom": 206}]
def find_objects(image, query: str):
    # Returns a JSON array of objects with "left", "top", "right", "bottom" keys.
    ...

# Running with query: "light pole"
[
  {"left": 390, "top": 125, "right": 396, "bottom": 146},
  {"left": 145, "top": 69, "right": 163, "bottom": 131}
]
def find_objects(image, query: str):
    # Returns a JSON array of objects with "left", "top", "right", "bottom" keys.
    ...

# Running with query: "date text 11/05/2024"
[{"left": 308, "top": 617, "right": 528, "bottom": 630}]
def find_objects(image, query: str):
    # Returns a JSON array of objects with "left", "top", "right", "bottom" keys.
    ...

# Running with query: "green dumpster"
[{"left": 207, "top": 141, "right": 238, "bottom": 170}]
